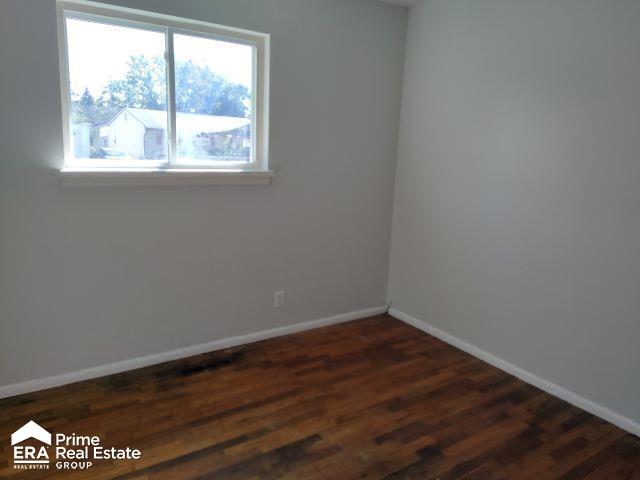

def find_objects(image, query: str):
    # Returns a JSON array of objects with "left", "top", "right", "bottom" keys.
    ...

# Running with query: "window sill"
[{"left": 60, "top": 168, "right": 274, "bottom": 187}]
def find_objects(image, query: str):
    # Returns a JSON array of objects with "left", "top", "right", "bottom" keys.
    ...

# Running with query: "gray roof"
[{"left": 116, "top": 107, "right": 250, "bottom": 133}]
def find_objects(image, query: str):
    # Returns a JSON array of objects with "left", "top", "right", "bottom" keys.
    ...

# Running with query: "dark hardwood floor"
[{"left": 1, "top": 315, "right": 639, "bottom": 479}]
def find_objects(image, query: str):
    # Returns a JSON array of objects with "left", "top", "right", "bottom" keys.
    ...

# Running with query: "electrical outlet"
[{"left": 274, "top": 290, "right": 285, "bottom": 308}]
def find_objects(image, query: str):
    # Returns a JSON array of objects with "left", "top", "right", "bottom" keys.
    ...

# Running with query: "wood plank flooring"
[{"left": 0, "top": 315, "right": 639, "bottom": 479}]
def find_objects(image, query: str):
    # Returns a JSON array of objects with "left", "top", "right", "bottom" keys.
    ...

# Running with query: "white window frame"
[{"left": 56, "top": 0, "right": 272, "bottom": 186}]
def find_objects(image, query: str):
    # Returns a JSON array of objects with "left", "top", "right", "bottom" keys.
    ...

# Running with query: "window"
[{"left": 57, "top": 0, "right": 270, "bottom": 181}]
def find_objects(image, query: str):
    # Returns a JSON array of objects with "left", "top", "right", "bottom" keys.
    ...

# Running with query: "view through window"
[
  {"left": 64, "top": 12, "right": 256, "bottom": 169},
  {"left": 174, "top": 33, "right": 253, "bottom": 165}
]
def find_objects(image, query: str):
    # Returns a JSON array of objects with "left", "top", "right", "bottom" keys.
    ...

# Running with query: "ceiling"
[{"left": 379, "top": 0, "right": 423, "bottom": 7}]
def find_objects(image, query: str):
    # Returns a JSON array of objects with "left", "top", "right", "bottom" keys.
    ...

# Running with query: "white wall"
[
  {"left": 0, "top": 0, "right": 406, "bottom": 387},
  {"left": 390, "top": 0, "right": 640, "bottom": 424}
]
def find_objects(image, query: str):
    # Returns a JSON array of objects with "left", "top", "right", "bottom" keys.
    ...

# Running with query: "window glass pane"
[
  {"left": 66, "top": 18, "right": 168, "bottom": 165},
  {"left": 173, "top": 34, "right": 253, "bottom": 165}
]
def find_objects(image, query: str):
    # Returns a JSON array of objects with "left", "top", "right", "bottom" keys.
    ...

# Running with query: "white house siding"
[
  {"left": 144, "top": 129, "right": 167, "bottom": 160},
  {"left": 72, "top": 123, "right": 91, "bottom": 158},
  {"left": 106, "top": 111, "right": 146, "bottom": 159}
]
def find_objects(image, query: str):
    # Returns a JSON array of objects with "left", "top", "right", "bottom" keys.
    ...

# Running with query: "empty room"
[{"left": 1, "top": 0, "right": 639, "bottom": 478}]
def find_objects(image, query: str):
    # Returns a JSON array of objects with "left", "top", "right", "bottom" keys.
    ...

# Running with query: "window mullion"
[{"left": 165, "top": 28, "right": 178, "bottom": 167}]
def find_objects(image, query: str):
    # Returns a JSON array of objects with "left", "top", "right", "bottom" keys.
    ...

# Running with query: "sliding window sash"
[{"left": 57, "top": 0, "right": 269, "bottom": 171}]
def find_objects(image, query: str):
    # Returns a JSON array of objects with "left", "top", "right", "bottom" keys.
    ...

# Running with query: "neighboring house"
[
  {"left": 72, "top": 123, "right": 92, "bottom": 158},
  {"left": 97, "top": 107, "right": 251, "bottom": 160}
]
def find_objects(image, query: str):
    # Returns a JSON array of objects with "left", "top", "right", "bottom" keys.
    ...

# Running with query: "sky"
[{"left": 66, "top": 17, "right": 253, "bottom": 98}]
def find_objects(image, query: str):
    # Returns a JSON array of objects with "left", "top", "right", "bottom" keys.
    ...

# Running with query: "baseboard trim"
[
  {"left": 0, "top": 306, "right": 387, "bottom": 400},
  {"left": 388, "top": 307, "right": 640, "bottom": 438}
]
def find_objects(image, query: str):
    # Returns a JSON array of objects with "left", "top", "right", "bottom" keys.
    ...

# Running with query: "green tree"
[
  {"left": 102, "top": 55, "right": 167, "bottom": 111},
  {"left": 174, "top": 60, "right": 249, "bottom": 118},
  {"left": 71, "top": 88, "right": 96, "bottom": 123},
  {"left": 98, "top": 55, "right": 249, "bottom": 118},
  {"left": 80, "top": 87, "right": 95, "bottom": 109}
]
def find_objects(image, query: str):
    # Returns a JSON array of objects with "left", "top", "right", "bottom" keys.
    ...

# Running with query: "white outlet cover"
[{"left": 274, "top": 291, "right": 285, "bottom": 308}]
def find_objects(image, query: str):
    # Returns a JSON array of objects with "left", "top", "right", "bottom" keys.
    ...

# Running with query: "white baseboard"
[
  {"left": 388, "top": 308, "right": 640, "bottom": 438},
  {"left": 0, "top": 306, "right": 387, "bottom": 400}
]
